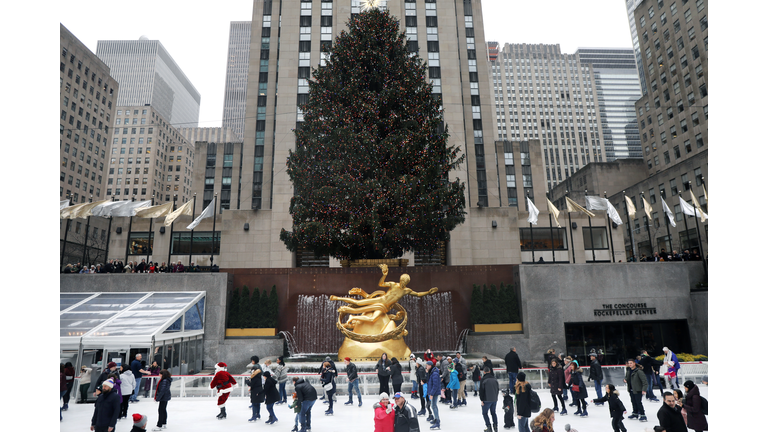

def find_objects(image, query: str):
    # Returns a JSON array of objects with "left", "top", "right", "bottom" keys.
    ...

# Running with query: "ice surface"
[{"left": 60, "top": 385, "right": 707, "bottom": 432}]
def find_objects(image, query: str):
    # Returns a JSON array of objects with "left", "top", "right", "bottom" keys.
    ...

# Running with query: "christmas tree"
[{"left": 280, "top": 7, "right": 466, "bottom": 261}]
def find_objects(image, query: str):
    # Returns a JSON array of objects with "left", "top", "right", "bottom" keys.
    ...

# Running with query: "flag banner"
[
  {"left": 690, "top": 190, "right": 707, "bottom": 223},
  {"left": 187, "top": 200, "right": 215, "bottom": 230},
  {"left": 661, "top": 198, "right": 676, "bottom": 228},
  {"left": 60, "top": 200, "right": 70, "bottom": 210},
  {"left": 70, "top": 200, "right": 109, "bottom": 219},
  {"left": 88, "top": 201, "right": 126, "bottom": 217},
  {"left": 702, "top": 185, "right": 708, "bottom": 203},
  {"left": 546, "top": 198, "right": 561, "bottom": 228},
  {"left": 641, "top": 196, "right": 653, "bottom": 220},
  {"left": 111, "top": 200, "right": 152, "bottom": 217},
  {"left": 526, "top": 197, "right": 539, "bottom": 225},
  {"left": 679, "top": 196, "right": 708, "bottom": 220},
  {"left": 585, "top": 195, "right": 623, "bottom": 226},
  {"left": 565, "top": 196, "right": 595, "bottom": 217},
  {"left": 625, "top": 195, "right": 637, "bottom": 219},
  {"left": 60, "top": 202, "right": 86, "bottom": 219},
  {"left": 163, "top": 200, "right": 194, "bottom": 226},
  {"left": 135, "top": 202, "right": 173, "bottom": 219}
]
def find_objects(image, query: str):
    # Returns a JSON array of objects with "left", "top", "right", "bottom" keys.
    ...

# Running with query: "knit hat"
[
  {"left": 426, "top": 361, "right": 433, "bottom": 366},
  {"left": 263, "top": 371, "right": 271, "bottom": 378},
  {"left": 564, "top": 424, "right": 571, "bottom": 431},
  {"left": 516, "top": 372, "right": 526, "bottom": 382},
  {"left": 325, "top": 356, "right": 332, "bottom": 362},
  {"left": 107, "top": 361, "right": 117, "bottom": 369},
  {"left": 380, "top": 392, "right": 390, "bottom": 401},
  {"left": 103, "top": 378, "right": 115, "bottom": 388},
  {"left": 215, "top": 362, "right": 227, "bottom": 372},
  {"left": 344, "top": 357, "right": 351, "bottom": 361},
  {"left": 416, "top": 358, "right": 423, "bottom": 365},
  {"left": 132, "top": 413, "right": 148, "bottom": 428},
  {"left": 410, "top": 353, "right": 416, "bottom": 359}
]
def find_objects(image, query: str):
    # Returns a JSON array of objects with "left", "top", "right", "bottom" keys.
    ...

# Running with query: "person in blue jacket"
[
  {"left": 426, "top": 361, "right": 442, "bottom": 430},
  {"left": 90, "top": 378, "right": 121, "bottom": 432}
]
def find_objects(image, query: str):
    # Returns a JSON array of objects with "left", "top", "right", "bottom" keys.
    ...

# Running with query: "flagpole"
[
  {"left": 61, "top": 193, "right": 72, "bottom": 269},
  {"left": 586, "top": 190, "right": 596, "bottom": 263},
  {"left": 566, "top": 191, "right": 575, "bottom": 263},
  {"left": 125, "top": 196, "right": 136, "bottom": 264},
  {"left": 549, "top": 213, "right": 555, "bottom": 263},
  {"left": 146, "top": 194, "right": 154, "bottom": 268},
  {"left": 664, "top": 200, "right": 672, "bottom": 253},
  {"left": 640, "top": 191, "right": 655, "bottom": 260},
  {"left": 604, "top": 192, "right": 616, "bottom": 263},
  {"left": 688, "top": 181, "right": 707, "bottom": 277},
  {"left": 82, "top": 195, "right": 93, "bottom": 266},
  {"left": 167, "top": 194, "right": 176, "bottom": 268},
  {"left": 210, "top": 193, "right": 218, "bottom": 270},
  {"left": 105, "top": 196, "right": 114, "bottom": 264},
  {"left": 623, "top": 191, "right": 637, "bottom": 261},
  {"left": 682, "top": 197, "right": 691, "bottom": 254},
  {"left": 189, "top": 194, "right": 197, "bottom": 268},
  {"left": 527, "top": 193, "right": 534, "bottom": 263}
]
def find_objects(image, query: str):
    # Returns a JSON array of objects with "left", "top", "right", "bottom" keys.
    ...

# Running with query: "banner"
[
  {"left": 585, "top": 195, "right": 623, "bottom": 226},
  {"left": 526, "top": 197, "right": 539, "bottom": 225},
  {"left": 546, "top": 198, "right": 561, "bottom": 228}
]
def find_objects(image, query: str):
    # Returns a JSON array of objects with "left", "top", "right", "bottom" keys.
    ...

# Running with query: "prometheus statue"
[{"left": 331, "top": 264, "right": 438, "bottom": 360}]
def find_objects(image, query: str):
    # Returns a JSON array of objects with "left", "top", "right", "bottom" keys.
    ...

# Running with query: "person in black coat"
[
  {"left": 263, "top": 371, "right": 280, "bottom": 424},
  {"left": 504, "top": 347, "right": 522, "bottom": 392},
  {"left": 515, "top": 372, "right": 532, "bottom": 431},
  {"left": 656, "top": 392, "right": 687, "bottom": 432},
  {"left": 248, "top": 363, "right": 264, "bottom": 421},
  {"left": 293, "top": 377, "right": 318, "bottom": 431},
  {"left": 568, "top": 362, "right": 589, "bottom": 417},
  {"left": 682, "top": 381, "right": 707, "bottom": 432},
  {"left": 547, "top": 359, "right": 566, "bottom": 415},
  {"left": 90, "top": 378, "right": 121, "bottom": 432},
  {"left": 321, "top": 361, "right": 337, "bottom": 415},
  {"left": 376, "top": 352, "right": 393, "bottom": 396},
  {"left": 393, "top": 392, "right": 421, "bottom": 432},
  {"left": 388, "top": 357, "right": 404, "bottom": 394},
  {"left": 639, "top": 350, "right": 662, "bottom": 402},
  {"left": 593, "top": 384, "right": 627, "bottom": 432},
  {"left": 153, "top": 369, "right": 172, "bottom": 430},
  {"left": 588, "top": 352, "right": 604, "bottom": 404}
]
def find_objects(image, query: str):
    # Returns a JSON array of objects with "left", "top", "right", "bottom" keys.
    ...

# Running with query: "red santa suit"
[{"left": 210, "top": 362, "right": 238, "bottom": 408}]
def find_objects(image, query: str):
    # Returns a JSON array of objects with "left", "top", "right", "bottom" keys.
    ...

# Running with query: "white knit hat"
[{"left": 379, "top": 392, "right": 390, "bottom": 401}]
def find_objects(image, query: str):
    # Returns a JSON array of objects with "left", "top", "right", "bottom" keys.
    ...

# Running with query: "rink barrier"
[{"left": 72, "top": 362, "right": 706, "bottom": 400}]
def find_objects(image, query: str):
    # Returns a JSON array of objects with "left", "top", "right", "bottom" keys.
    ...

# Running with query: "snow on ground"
[{"left": 60, "top": 385, "right": 707, "bottom": 432}]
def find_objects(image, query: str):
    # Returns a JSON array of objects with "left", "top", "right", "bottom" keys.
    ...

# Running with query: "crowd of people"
[
  {"left": 73, "top": 346, "right": 706, "bottom": 432},
  {"left": 636, "top": 248, "right": 703, "bottom": 262},
  {"left": 61, "top": 259, "right": 205, "bottom": 273}
]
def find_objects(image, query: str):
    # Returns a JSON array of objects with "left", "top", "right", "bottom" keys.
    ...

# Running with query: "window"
[
  {"left": 582, "top": 227, "right": 608, "bottom": 250},
  {"left": 696, "top": 0, "right": 705, "bottom": 12},
  {"left": 677, "top": 37, "right": 684, "bottom": 51},
  {"left": 127, "top": 232, "right": 153, "bottom": 255},
  {"left": 692, "top": 111, "right": 700, "bottom": 126},
  {"left": 687, "top": 91, "right": 695, "bottom": 105},
  {"left": 674, "top": 19, "right": 680, "bottom": 33},
  {"left": 664, "top": 151, "right": 670, "bottom": 164},
  {"left": 694, "top": 167, "right": 702, "bottom": 186},
  {"left": 677, "top": 99, "right": 685, "bottom": 113},
  {"left": 682, "top": 173, "right": 690, "bottom": 190},
  {"left": 648, "top": 6, "right": 654, "bottom": 18},
  {"left": 673, "top": 81, "right": 681, "bottom": 95},
  {"left": 674, "top": 145, "right": 681, "bottom": 159},
  {"left": 674, "top": 204, "right": 682, "bottom": 222},
  {"left": 667, "top": 107, "right": 674, "bottom": 120},
  {"left": 696, "top": 133, "right": 704, "bottom": 148},
  {"left": 685, "top": 139, "right": 692, "bottom": 153},
  {"left": 692, "top": 45, "right": 700, "bottom": 60},
  {"left": 680, "top": 54, "right": 687, "bottom": 68},
  {"left": 700, "top": 15, "right": 707, "bottom": 31},
  {"left": 698, "top": 83, "right": 707, "bottom": 99},
  {"left": 519, "top": 228, "right": 568, "bottom": 251},
  {"left": 670, "top": 179, "right": 678, "bottom": 196},
  {"left": 671, "top": 1, "right": 678, "bottom": 15},
  {"left": 684, "top": 8, "right": 692, "bottom": 23},
  {"left": 170, "top": 231, "right": 221, "bottom": 255}
]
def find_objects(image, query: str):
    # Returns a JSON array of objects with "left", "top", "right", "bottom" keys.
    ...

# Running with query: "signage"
[{"left": 594, "top": 303, "right": 657, "bottom": 317}]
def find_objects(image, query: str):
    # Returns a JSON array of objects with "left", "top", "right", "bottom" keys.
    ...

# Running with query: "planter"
[
  {"left": 225, "top": 328, "right": 277, "bottom": 337},
  {"left": 472, "top": 323, "right": 523, "bottom": 333},
  {"left": 340, "top": 258, "right": 409, "bottom": 268}
]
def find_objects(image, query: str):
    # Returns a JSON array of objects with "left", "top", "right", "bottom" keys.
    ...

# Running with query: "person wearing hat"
[
  {"left": 394, "top": 391, "right": 420, "bottom": 432},
  {"left": 408, "top": 353, "right": 419, "bottom": 399},
  {"left": 130, "top": 413, "right": 148, "bottom": 431},
  {"left": 373, "top": 392, "right": 395, "bottom": 432},
  {"left": 662, "top": 347, "right": 681, "bottom": 388},
  {"left": 293, "top": 375, "right": 318, "bottom": 432},
  {"left": 425, "top": 360, "right": 442, "bottom": 429},
  {"left": 263, "top": 371, "right": 281, "bottom": 424},
  {"left": 247, "top": 357, "right": 264, "bottom": 421},
  {"left": 681, "top": 381, "right": 707, "bottom": 432},
  {"left": 415, "top": 358, "right": 430, "bottom": 417},
  {"left": 344, "top": 357, "right": 363, "bottom": 407},
  {"left": 94, "top": 361, "right": 119, "bottom": 397},
  {"left": 479, "top": 365, "right": 500, "bottom": 432},
  {"left": 587, "top": 351, "right": 604, "bottom": 405},
  {"left": 210, "top": 362, "right": 237, "bottom": 420},
  {"left": 515, "top": 372, "right": 533, "bottom": 432},
  {"left": 90, "top": 378, "right": 121, "bottom": 432}
]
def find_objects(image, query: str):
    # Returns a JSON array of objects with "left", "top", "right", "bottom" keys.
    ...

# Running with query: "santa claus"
[{"left": 210, "top": 362, "right": 238, "bottom": 419}]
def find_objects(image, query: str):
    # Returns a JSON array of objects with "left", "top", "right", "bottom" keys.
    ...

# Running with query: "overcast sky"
[{"left": 59, "top": 0, "right": 633, "bottom": 129}]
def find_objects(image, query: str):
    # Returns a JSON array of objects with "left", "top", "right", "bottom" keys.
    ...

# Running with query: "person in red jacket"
[
  {"left": 210, "top": 362, "right": 238, "bottom": 420},
  {"left": 424, "top": 350, "right": 437, "bottom": 368},
  {"left": 373, "top": 392, "right": 395, "bottom": 432}
]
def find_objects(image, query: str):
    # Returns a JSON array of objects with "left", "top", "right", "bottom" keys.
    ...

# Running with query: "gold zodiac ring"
[{"left": 336, "top": 303, "right": 409, "bottom": 343}]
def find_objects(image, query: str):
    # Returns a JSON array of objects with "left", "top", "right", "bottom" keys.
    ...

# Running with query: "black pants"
[
  {"left": 157, "top": 401, "right": 168, "bottom": 427},
  {"left": 629, "top": 392, "right": 644, "bottom": 415},
  {"left": 574, "top": 398, "right": 587, "bottom": 412},
  {"left": 551, "top": 393, "right": 565, "bottom": 410},
  {"left": 419, "top": 383, "right": 430, "bottom": 413},
  {"left": 121, "top": 395, "right": 130, "bottom": 417},
  {"left": 393, "top": 382, "right": 402, "bottom": 394},
  {"left": 63, "top": 382, "right": 74, "bottom": 405},
  {"left": 326, "top": 389, "right": 335, "bottom": 410},
  {"left": 611, "top": 416, "right": 627, "bottom": 432},
  {"left": 444, "top": 387, "right": 451, "bottom": 402},
  {"left": 378, "top": 375, "right": 390, "bottom": 395}
]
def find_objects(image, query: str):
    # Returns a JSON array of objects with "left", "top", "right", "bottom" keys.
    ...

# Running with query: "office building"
[
  {"left": 575, "top": 48, "right": 642, "bottom": 160},
  {"left": 624, "top": 0, "right": 648, "bottom": 95},
  {"left": 96, "top": 38, "right": 201, "bottom": 127},
  {"left": 222, "top": 22, "right": 252, "bottom": 141}
]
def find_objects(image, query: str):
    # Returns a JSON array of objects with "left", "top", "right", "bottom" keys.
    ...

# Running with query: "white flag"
[
  {"left": 164, "top": 200, "right": 194, "bottom": 226},
  {"left": 690, "top": 190, "right": 706, "bottom": 223},
  {"left": 60, "top": 202, "right": 86, "bottom": 219},
  {"left": 135, "top": 202, "right": 174, "bottom": 219},
  {"left": 70, "top": 200, "right": 110, "bottom": 219},
  {"left": 526, "top": 197, "right": 539, "bottom": 225},
  {"left": 111, "top": 200, "right": 152, "bottom": 217},
  {"left": 624, "top": 195, "right": 636, "bottom": 219},
  {"left": 641, "top": 196, "right": 653, "bottom": 220},
  {"left": 60, "top": 200, "right": 70, "bottom": 210},
  {"left": 679, "top": 196, "right": 708, "bottom": 220},
  {"left": 187, "top": 200, "right": 215, "bottom": 230},
  {"left": 546, "top": 198, "right": 561, "bottom": 228},
  {"left": 565, "top": 196, "right": 595, "bottom": 217},
  {"left": 88, "top": 201, "right": 126, "bottom": 217},
  {"left": 661, "top": 198, "right": 676, "bottom": 228},
  {"left": 585, "top": 195, "right": 623, "bottom": 226}
]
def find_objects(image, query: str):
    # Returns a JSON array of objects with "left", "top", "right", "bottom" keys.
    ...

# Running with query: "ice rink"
[{"left": 60, "top": 385, "right": 707, "bottom": 431}]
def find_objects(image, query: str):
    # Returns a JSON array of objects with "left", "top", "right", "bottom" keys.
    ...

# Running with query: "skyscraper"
[
  {"left": 575, "top": 48, "right": 642, "bottom": 160},
  {"left": 96, "top": 38, "right": 201, "bottom": 127},
  {"left": 222, "top": 22, "right": 252, "bottom": 141},
  {"left": 624, "top": 0, "right": 648, "bottom": 96}
]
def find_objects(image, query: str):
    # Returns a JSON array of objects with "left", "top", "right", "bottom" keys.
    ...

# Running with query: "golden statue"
[{"left": 331, "top": 264, "right": 438, "bottom": 360}]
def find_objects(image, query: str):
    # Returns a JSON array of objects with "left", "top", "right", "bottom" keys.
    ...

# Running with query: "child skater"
[{"left": 592, "top": 384, "right": 627, "bottom": 432}]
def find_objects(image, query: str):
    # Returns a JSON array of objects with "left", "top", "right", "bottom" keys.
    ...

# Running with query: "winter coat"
[
  {"left": 120, "top": 370, "right": 136, "bottom": 395},
  {"left": 294, "top": 378, "right": 317, "bottom": 402},
  {"left": 389, "top": 362, "right": 404, "bottom": 385},
  {"left": 663, "top": 350, "right": 681, "bottom": 373},
  {"left": 95, "top": 368, "right": 113, "bottom": 389},
  {"left": 113, "top": 376, "right": 123, "bottom": 398},
  {"left": 321, "top": 366, "right": 337, "bottom": 392},
  {"left": 264, "top": 375, "right": 280, "bottom": 405},
  {"left": 562, "top": 362, "right": 572, "bottom": 387},
  {"left": 249, "top": 368, "right": 265, "bottom": 403},
  {"left": 423, "top": 352, "right": 437, "bottom": 367},
  {"left": 447, "top": 368, "right": 460, "bottom": 390},
  {"left": 376, "top": 358, "right": 392, "bottom": 378},
  {"left": 64, "top": 366, "right": 76, "bottom": 385},
  {"left": 547, "top": 365, "right": 565, "bottom": 395},
  {"left": 638, "top": 353, "right": 662, "bottom": 374},
  {"left": 373, "top": 402, "right": 396, "bottom": 432},
  {"left": 80, "top": 367, "right": 93, "bottom": 385},
  {"left": 154, "top": 377, "right": 172, "bottom": 402},
  {"left": 290, "top": 398, "right": 301, "bottom": 413},
  {"left": 426, "top": 366, "right": 442, "bottom": 397},
  {"left": 416, "top": 364, "right": 427, "bottom": 384},
  {"left": 274, "top": 364, "right": 289, "bottom": 384},
  {"left": 588, "top": 358, "right": 603, "bottom": 381},
  {"left": 347, "top": 362, "right": 359, "bottom": 382},
  {"left": 91, "top": 388, "right": 121, "bottom": 429},
  {"left": 441, "top": 360, "right": 451, "bottom": 384},
  {"left": 531, "top": 424, "right": 552, "bottom": 432},
  {"left": 624, "top": 366, "right": 648, "bottom": 394},
  {"left": 478, "top": 372, "right": 499, "bottom": 402},
  {"left": 60, "top": 372, "right": 67, "bottom": 392},
  {"left": 593, "top": 392, "right": 626, "bottom": 419},
  {"left": 483, "top": 358, "right": 494, "bottom": 373},
  {"left": 455, "top": 361, "right": 466, "bottom": 382},
  {"left": 515, "top": 382, "right": 533, "bottom": 418},
  {"left": 657, "top": 403, "right": 688, "bottom": 432},
  {"left": 682, "top": 385, "right": 708, "bottom": 430},
  {"left": 472, "top": 364, "right": 482, "bottom": 382},
  {"left": 568, "top": 367, "right": 587, "bottom": 399},
  {"left": 505, "top": 350, "right": 522, "bottom": 373},
  {"left": 394, "top": 401, "right": 420, "bottom": 432}
]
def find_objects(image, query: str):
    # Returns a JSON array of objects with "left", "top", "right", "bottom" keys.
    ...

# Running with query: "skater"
[
  {"left": 663, "top": 361, "right": 680, "bottom": 389},
  {"left": 144, "top": 361, "right": 160, "bottom": 398},
  {"left": 639, "top": 350, "right": 662, "bottom": 402},
  {"left": 293, "top": 375, "right": 318, "bottom": 432},
  {"left": 515, "top": 372, "right": 533, "bottom": 432},
  {"left": 547, "top": 359, "right": 566, "bottom": 416},
  {"left": 531, "top": 408, "right": 555, "bottom": 432},
  {"left": 587, "top": 352, "right": 603, "bottom": 404},
  {"left": 248, "top": 358, "right": 264, "bottom": 421},
  {"left": 505, "top": 347, "right": 522, "bottom": 392},
  {"left": 567, "top": 362, "right": 588, "bottom": 417},
  {"left": 657, "top": 392, "right": 687, "bottom": 432},
  {"left": 470, "top": 362, "right": 482, "bottom": 396},
  {"left": 592, "top": 384, "right": 627, "bottom": 432},
  {"left": 374, "top": 392, "right": 395, "bottom": 432},
  {"left": 119, "top": 364, "right": 136, "bottom": 419},
  {"left": 682, "top": 381, "right": 707, "bottom": 432},
  {"left": 60, "top": 366, "right": 67, "bottom": 421},
  {"left": 210, "top": 362, "right": 237, "bottom": 420},
  {"left": 623, "top": 358, "right": 648, "bottom": 422},
  {"left": 502, "top": 389, "right": 515, "bottom": 429},
  {"left": 289, "top": 393, "right": 301, "bottom": 432},
  {"left": 90, "top": 378, "right": 121, "bottom": 432},
  {"left": 275, "top": 356, "right": 289, "bottom": 404},
  {"left": 426, "top": 360, "right": 442, "bottom": 429},
  {"left": 263, "top": 371, "right": 280, "bottom": 424},
  {"left": 479, "top": 365, "right": 500, "bottom": 432},
  {"left": 561, "top": 357, "right": 572, "bottom": 405},
  {"left": 389, "top": 357, "right": 404, "bottom": 394},
  {"left": 344, "top": 357, "right": 363, "bottom": 407},
  {"left": 447, "top": 361, "right": 460, "bottom": 408},
  {"left": 62, "top": 362, "right": 76, "bottom": 411},
  {"left": 130, "top": 413, "right": 148, "bottom": 431},
  {"left": 94, "top": 362, "right": 118, "bottom": 396},
  {"left": 152, "top": 369, "right": 171, "bottom": 431},
  {"left": 130, "top": 353, "right": 150, "bottom": 402},
  {"left": 662, "top": 348, "right": 681, "bottom": 388},
  {"left": 79, "top": 364, "right": 93, "bottom": 403},
  {"left": 377, "top": 352, "right": 393, "bottom": 396},
  {"left": 394, "top": 391, "right": 420, "bottom": 432},
  {"left": 455, "top": 357, "right": 468, "bottom": 406},
  {"left": 408, "top": 354, "right": 419, "bottom": 399},
  {"left": 424, "top": 349, "right": 437, "bottom": 368},
  {"left": 415, "top": 358, "right": 430, "bottom": 417},
  {"left": 321, "top": 360, "right": 337, "bottom": 415}
]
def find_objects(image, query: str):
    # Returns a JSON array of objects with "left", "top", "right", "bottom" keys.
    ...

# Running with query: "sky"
[{"left": 57, "top": 0, "right": 633, "bottom": 130}]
